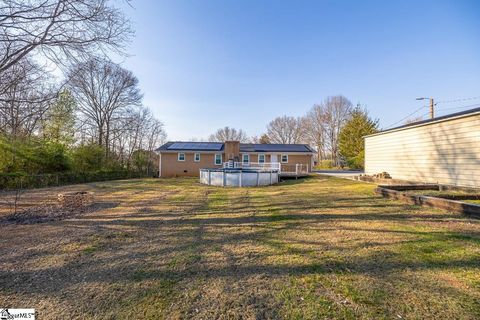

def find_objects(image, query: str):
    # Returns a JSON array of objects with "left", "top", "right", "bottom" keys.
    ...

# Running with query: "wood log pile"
[{"left": 58, "top": 191, "right": 94, "bottom": 208}]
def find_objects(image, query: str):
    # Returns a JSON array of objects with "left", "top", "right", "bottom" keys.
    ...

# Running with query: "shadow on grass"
[{"left": 1, "top": 175, "right": 480, "bottom": 318}]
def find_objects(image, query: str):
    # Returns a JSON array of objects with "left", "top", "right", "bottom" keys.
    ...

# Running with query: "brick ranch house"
[{"left": 155, "top": 140, "right": 315, "bottom": 177}]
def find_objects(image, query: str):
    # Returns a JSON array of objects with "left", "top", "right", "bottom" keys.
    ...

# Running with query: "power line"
[
  {"left": 385, "top": 100, "right": 480, "bottom": 131},
  {"left": 436, "top": 96, "right": 480, "bottom": 104},
  {"left": 434, "top": 103, "right": 480, "bottom": 117},
  {"left": 435, "top": 102, "right": 480, "bottom": 111},
  {"left": 384, "top": 105, "right": 428, "bottom": 129}
]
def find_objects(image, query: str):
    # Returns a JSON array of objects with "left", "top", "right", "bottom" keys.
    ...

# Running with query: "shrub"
[
  {"left": 0, "top": 136, "right": 70, "bottom": 174},
  {"left": 71, "top": 143, "right": 105, "bottom": 172},
  {"left": 0, "top": 170, "right": 146, "bottom": 190},
  {"left": 316, "top": 160, "right": 335, "bottom": 169}
]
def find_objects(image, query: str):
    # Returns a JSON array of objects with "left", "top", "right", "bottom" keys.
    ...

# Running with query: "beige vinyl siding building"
[{"left": 364, "top": 107, "right": 480, "bottom": 188}]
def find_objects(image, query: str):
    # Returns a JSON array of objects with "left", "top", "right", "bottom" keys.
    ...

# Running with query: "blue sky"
[{"left": 120, "top": 0, "right": 480, "bottom": 140}]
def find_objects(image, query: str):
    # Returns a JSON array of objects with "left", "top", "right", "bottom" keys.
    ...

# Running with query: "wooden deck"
[
  {"left": 280, "top": 164, "right": 309, "bottom": 178},
  {"left": 222, "top": 162, "right": 310, "bottom": 179},
  {"left": 280, "top": 171, "right": 309, "bottom": 178}
]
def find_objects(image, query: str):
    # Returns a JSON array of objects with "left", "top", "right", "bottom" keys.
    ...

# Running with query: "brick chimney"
[{"left": 224, "top": 140, "right": 240, "bottom": 161}]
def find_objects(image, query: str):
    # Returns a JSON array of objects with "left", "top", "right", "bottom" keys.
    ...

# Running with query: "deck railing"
[
  {"left": 222, "top": 162, "right": 309, "bottom": 175},
  {"left": 223, "top": 161, "right": 281, "bottom": 171},
  {"left": 280, "top": 164, "right": 309, "bottom": 175}
]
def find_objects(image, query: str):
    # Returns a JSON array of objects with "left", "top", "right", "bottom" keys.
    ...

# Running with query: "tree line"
[
  {"left": 0, "top": 0, "right": 166, "bottom": 178},
  {"left": 208, "top": 95, "right": 378, "bottom": 168}
]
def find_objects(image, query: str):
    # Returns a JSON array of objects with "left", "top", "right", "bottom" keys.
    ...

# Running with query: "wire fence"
[{"left": 0, "top": 170, "right": 154, "bottom": 190}]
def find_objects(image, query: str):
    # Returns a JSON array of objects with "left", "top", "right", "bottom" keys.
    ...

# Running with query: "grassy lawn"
[
  {"left": 1, "top": 175, "right": 480, "bottom": 319},
  {"left": 465, "top": 200, "right": 480, "bottom": 204}
]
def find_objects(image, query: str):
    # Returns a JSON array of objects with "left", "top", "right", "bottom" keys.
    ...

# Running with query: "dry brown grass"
[{"left": 1, "top": 176, "right": 480, "bottom": 319}]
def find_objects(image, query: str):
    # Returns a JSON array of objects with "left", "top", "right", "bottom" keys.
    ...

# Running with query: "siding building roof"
[
  {"left": 156, "top": 142, "right": 314, "bottom": 153},
  {"left": 366, "top": 106, "right": 480, "bottom": 138}
]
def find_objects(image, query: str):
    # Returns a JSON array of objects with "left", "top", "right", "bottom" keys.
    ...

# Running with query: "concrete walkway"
[{"left": 315, "top": 170, "right": 363, "bottom": 179}]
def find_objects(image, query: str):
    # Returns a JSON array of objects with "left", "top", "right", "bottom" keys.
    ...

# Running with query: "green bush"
[
  {"left": 70, "top": 143, "right": 105, "bottom": 172},
  {"left": 315, "top": 160, "right": 335, "bottom": 169},
  {"left": 0, "top": 135, "right": 150, "bottom": 189},
  {"left": 0, "top": 136, "right": 70, "bottom": 174},
  {"left": 37, "top": 141, "right": 71, "bottom": 173},
  {"left": 0, "top": 170, "right": 146, "bottom": 190}
]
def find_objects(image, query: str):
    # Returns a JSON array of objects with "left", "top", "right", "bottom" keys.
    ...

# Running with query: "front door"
[{"left": 271, "top": 154, "right": 278, "bottom": 163}]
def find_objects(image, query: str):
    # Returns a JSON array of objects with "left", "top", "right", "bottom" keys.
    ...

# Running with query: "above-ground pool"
[{"left": 200, "top": 168, "right": 279, "bottom": 187}]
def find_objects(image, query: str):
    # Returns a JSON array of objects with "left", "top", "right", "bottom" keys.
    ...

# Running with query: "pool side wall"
[{"left": 200, "top": 169, "right": 279, "bottom": 187}]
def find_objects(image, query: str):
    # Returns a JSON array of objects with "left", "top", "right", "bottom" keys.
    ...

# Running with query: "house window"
[
  {"left": 281, "top": 154, "right": 288, "bottom": 163},
  {"left": 214, "top": 154, "right": 222, "bottom": 165},
  {"left": 194, "top": 153, "right": 201, "bottom": 162},
  {"left": 178, "top": 153, "right": 185, "bottom": 161},
  {"left": 242, "top": 154, "right": 250, "bottom": 163},
  {"left": 258, "top": 154, "right": 265, "bottom": 163}
]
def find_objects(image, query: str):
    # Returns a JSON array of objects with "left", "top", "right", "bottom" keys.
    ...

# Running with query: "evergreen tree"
[
  {"left": 42, "top": 89, "right": 76, "bottom": 146},
  {"left": 339, "top": 107, "right": 379, "bottom": 169},
  {"left": 259, "top": 134, "right": 270, "bottom": 144}
]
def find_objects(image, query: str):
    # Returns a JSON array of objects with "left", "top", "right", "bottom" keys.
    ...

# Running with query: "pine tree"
[
  {"left": 42, "top": 89, "right": 76, "bottom": 146},
  {"left": 339, "top": 107, "right": 378, "bottom": 169}
]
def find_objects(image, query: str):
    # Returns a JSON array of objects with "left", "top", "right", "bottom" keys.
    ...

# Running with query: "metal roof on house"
[
  {"left": 156, "top": 142, "right": 314, "bottom": 153},
  {"left": 365, "top": 106, "right": 480, "bottom": 138}
]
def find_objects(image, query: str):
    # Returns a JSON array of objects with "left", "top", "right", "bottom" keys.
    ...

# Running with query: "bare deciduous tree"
[
  {"left": 266, "top": 115, "right": 305, "bottom": 144},
  {"left": 304, "top": 104, "right": 327, "bottom": 161},
  {"left": 110, "top": 106, "right": 166, "bottom": 173},
  {"left": 404, "top": 116, "right": 424, "bottom": 125},
  {"left": 0, "top": 58, "right": 56, "bottom": 137},
  {"left": 67, "top": 58, "right": 142, "bottom": 156},
  {"left": 322, "top": 96, "right": 353, "bottom": 164},
  {"left": 0, "top": 0, "right": 132, "bottom": 75},
  {"left": 208, "top": 126, "right": 249, "bottom": 142}
]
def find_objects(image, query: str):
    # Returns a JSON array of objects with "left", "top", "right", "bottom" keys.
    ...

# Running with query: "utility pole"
[
  {"left": 416, "top": 97, "right": 435, "bottom": 119},
  {"left": 429, "top": 98, "right": 435, "bottom": 119}
]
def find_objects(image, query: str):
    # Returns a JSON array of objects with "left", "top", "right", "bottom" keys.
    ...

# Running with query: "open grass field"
[{"left": 1, "top": 175, "right": 480, "bottom": 319}]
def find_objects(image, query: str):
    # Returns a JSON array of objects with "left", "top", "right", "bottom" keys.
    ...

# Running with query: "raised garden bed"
[{"left": 375, "top": 184, "right": 480, "bottom": 216}]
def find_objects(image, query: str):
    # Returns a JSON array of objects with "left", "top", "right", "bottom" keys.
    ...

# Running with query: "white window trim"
[
  {"left": 258, "top": 154, "right": 265, "bottom": 163},
  {"left": 242, "top": 154, "right": 250, "bottom": 163},
  {"left": 281, "top": 154, "right": 288, "bottom": 163},
  {"left": 214, "top": 154, "right": 222, "bottom": 165},
  {"left": 178, "top": 153, "right": 185, "bottom": 161},
  {"left": 194, "top": 153, "right": 201, "bottom": 162}
]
